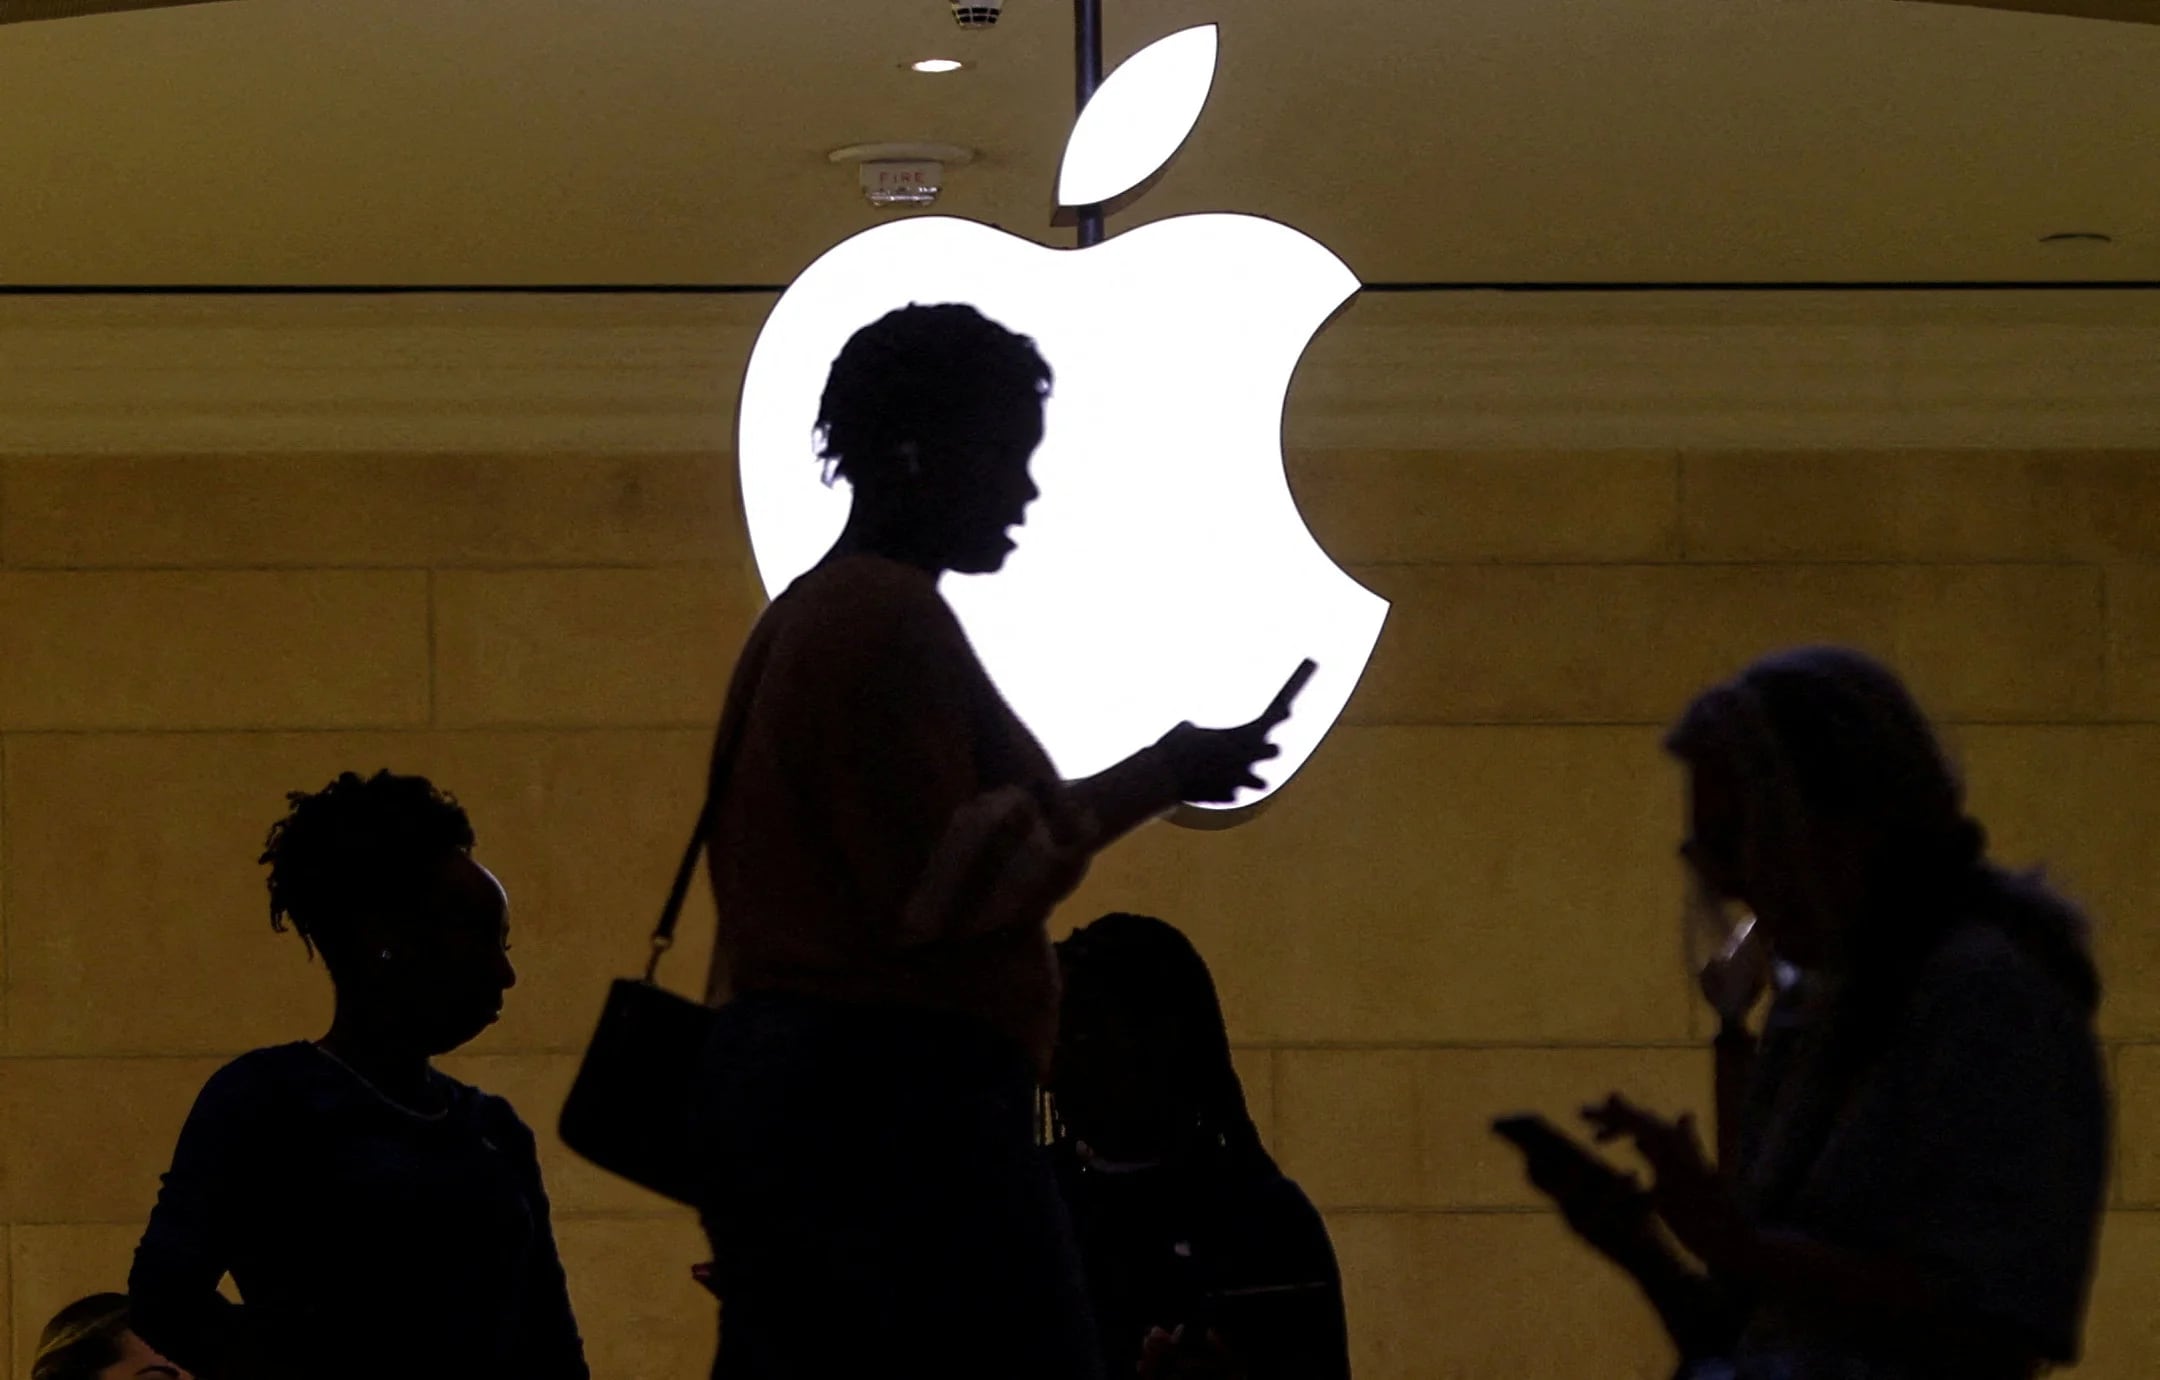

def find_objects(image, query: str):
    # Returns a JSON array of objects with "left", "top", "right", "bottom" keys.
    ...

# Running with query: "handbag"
[{"left": 558, "top": 792, "right": 720, "bottom": 1208}]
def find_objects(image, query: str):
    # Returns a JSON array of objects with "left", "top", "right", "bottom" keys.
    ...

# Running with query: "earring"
[{"left": 378, "top": 948, "right": 394, "bottom": 962}]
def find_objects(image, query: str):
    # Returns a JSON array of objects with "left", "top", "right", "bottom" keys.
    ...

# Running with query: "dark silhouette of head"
[
  {"left": 261, "top": 771, "right": 515, "bottom": 1057},
  {"left": 1666, "top": 645, "right": 2095, "bottom": 1010},
  {"left": 816, "top": 302, "right": 1053, "bottom": 575},
  {"left": 34, "top": 1294, "right": 184, "bottom": 1380},
  {"left": 1051, "top": 913, "right": 1277, "bottom": 1175}
]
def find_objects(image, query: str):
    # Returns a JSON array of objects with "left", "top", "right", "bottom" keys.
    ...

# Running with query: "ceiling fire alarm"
[{"left": 828, "top": 142, "right": 977, "bottom": 210}]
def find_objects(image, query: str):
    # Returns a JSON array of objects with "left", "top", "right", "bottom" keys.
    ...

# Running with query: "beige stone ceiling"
[{"left": 0, "top": 0, "right": 2154, "bottom": 285}]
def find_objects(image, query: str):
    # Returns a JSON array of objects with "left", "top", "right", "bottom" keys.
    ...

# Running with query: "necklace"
[{"left": 310, "top": 1041, "right": 450, "bottom": 1122}]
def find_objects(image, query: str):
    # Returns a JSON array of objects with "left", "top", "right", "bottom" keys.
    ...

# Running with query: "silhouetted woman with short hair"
[
  {"left": 1518, "top": 647, "right": 2107, "bottom": 1380},
  {"left": 694, "top": 303, "right": 1293, "bottom": 1380},
  {"left": 130, "top": 771, "right": 587, "bottom": 1380},
  {"left": 1051, "top": 913, "right": 1350, "bottom": 1380}
]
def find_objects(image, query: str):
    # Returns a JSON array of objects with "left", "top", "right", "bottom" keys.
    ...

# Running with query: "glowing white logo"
[
  {"left": 738, "top": 24, "right": 1388, "bottom": 814},
  {"left": 1056, "top": 24, "right": 1217, "bottom": 208}
]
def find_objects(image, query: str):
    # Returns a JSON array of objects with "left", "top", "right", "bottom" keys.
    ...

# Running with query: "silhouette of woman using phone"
[
  {"left": 692, "top": 303, "right": 1309, "bottom": 1380},
  {"left": 1506, "top": 648, "right": 2106, "bottom": 1380}
]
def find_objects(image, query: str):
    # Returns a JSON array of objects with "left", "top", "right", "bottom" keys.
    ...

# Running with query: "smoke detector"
[
  {"left": 828, "top": 142, "right": 976, "bottom": 209},
  {"left": 950, "top": 0, "right": 1002, "bottom": 26}
]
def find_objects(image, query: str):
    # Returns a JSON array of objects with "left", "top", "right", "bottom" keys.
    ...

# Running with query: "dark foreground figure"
[
  {"left": 130, "top": 771, "right": 587, "bottom": 1380},
  {"left": 1052, "top": 913, "right": 1351, "bottom": 1380},
  {"left": 692, "top": 303, "right": 1296, "bottom": 1379},
  {"left": 1508, "top": 647, "right": 2107, "bottom": 1380}
]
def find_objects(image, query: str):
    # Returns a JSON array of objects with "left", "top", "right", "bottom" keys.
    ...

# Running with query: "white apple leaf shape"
[{"left": 1056, "top": 24, "right": 1218, "bottom": 209}]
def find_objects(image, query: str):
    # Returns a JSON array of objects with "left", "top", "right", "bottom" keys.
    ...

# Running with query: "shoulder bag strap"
[
  {"left": 643, "top": 794, "right": 721, "bottom": 983},
  {"left": 644, "top": 620, "right": 776, "bottom": 983}
]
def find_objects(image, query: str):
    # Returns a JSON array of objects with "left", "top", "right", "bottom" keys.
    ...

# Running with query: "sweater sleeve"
[
  {"left": 487, "top": 1101, "right": 591, "bottom": 1380},
  {"left": 1212, "top": 1177, "right": 1355, "bottom": 1380},
  {"left": 129, "top": 1061, "right": 263, "bottom": 1379},
  {"left": 1274, "top": 1182, "right": 1354, "bottom": 1380}
]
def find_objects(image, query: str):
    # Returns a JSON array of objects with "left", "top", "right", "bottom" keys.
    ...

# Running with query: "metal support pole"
[{"left": 1074, "top": 0, "right": 1104, "bottom": 246}]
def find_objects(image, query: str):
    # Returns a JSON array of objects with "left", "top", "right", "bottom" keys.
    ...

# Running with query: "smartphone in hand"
[
  {"left": 1492, "top": 1113, "right": 1630, "bottom": 1202},
  {"left": 1259, "top": 658, "right": 1319, "bottom": 729}
]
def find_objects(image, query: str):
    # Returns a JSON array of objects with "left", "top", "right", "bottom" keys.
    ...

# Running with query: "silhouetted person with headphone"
[
  {"left": 1051, "top": 913, "right": 1350, "bottom": 1380},
  {"left": 1502, "top": 648, "right": 2107, "bottom": 1380},
  {"left": 130, "top": 771, "right": 587, "bottom": 1380},
  {"left": 692, "top": 303, "right": 1303, "bottom": 1380}
]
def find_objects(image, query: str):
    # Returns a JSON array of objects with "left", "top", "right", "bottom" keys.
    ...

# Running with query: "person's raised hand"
[
  {"left": 1498, "top": 1116, "right": 1659, "bottom": 1267},
  {"left": 1552, "top": 1173, "right": 1662, "bottom": 1267},
  {"left": 1156, "top": 720, "right": 1280, "bottom": 804},
  {"left": 1157, "top": 660, "right": 1314, "bottom": 805},
  {"left": 1581, "top": 1094, "right": 1754, "bottom": 1273}
]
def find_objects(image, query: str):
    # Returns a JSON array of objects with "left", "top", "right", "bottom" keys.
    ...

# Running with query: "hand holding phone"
[
  {"left": 1159, "top": 658, "right": 1319, "bottom": 805},
  {"left": 1492, "top": 1113, "right": 1637, "bottom": 1202},
  {"left": 1494, "top": 1112, "right": 1664, "bottom": 1267}
]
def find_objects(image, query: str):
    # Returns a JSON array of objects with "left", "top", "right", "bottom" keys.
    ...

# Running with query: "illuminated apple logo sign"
[{"left": 738, "top": 24, "right": 1387, "bottom": 817}]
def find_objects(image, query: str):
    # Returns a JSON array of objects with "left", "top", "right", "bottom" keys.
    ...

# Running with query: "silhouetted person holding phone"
[
  {"left": 130, "top": 772, "right": 587, "bottom": 1380},
  {"left": 1499, "top": 647, "right": 2107, "bottom": 1380},
  {"left": 34, "top": 1294, "right": 190, "bottom": 1380},
  {"left": 1050, "top": 913, "right": 1350, "bottom": 1380},
  {"left": 692, "top": 303, "right": 1309, "bottom": 1380}
]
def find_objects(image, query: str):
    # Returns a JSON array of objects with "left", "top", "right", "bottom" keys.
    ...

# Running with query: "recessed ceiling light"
[{"left": 909, "top": 58, "right": 968, "bottom": 74}]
